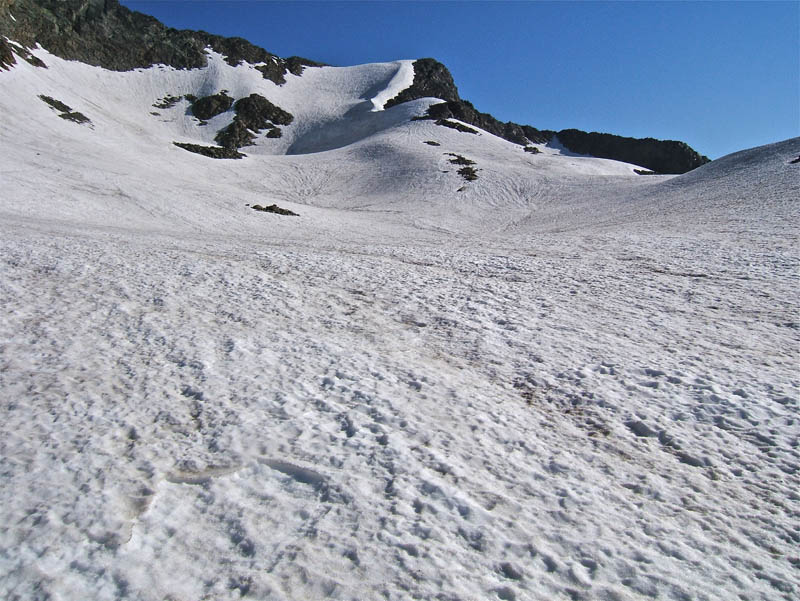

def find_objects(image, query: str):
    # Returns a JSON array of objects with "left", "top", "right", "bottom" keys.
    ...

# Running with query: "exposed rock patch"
[
  {"left": 419, "top": 100, "right": 552, "bottom": 146},
  {"left": 1, "top": 37, "right": 46, "bottom": 69},
  {"left": 39, "top": 94, "right": 91, "bottom": 124},
  {"left": 435, "top": 119, "right": 478, "bottom": 135},
  {"left": 173, "top": 142, "right": 245, "bottom": 159},
  {"left": 443, "top": 153, "right": 479, "bottom": 182},
  {"left": 523, "top": 146, "right": 541, "bottom": 154},
  {"left": 190, "top": 91, "right": 233, "bottom": 121},
  {"left": 39, "top": 94, "right": 71, "bottom": 113},
  {"left": 457, "top": 166, "right": 478, "bottom": 181},
  {"left": 249, "top": 203, "right": 298, "bottom": 216},
  {"left": 215, "top": 93, "right": 293, "bottom": 149},
  {"left": 445, "top": 153, "right": 476, "bottom": 166},
  {"left": 59, "top": 110, "right": 91, "bottom": 124},
  {"left": 152, "top": 94, "right": 182, "bottom": 110}
]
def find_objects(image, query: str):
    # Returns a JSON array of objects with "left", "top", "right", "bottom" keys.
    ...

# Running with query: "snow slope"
[{"left": 1, "top": 44, "right": 798, "bottom": 601}]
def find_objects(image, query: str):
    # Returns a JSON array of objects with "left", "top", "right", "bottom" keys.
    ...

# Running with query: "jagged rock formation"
[
  {"left": 0, "top": 0, "right": 320, "bottom": 83},
  {"left": 384, "top": 58, "right": 460, "bottom": 108},
  {"left": 555, "top": 130, "right": 710, "bottom": 174}
]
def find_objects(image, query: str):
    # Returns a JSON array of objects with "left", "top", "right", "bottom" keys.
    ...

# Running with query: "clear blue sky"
[{"left": 121, "top": 1, "right": 799, "bottom": 159}]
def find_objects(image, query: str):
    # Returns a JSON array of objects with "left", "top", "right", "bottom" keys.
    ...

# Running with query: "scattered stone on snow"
[{"left": 524, "top": 146, "right": 541, "bottom": 154}]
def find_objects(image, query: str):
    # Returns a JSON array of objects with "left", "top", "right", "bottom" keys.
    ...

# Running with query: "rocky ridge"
[
  {"left": 0, "top": 0, "right": 322, "bottom": 84},
  {"left": 1, "top": 0, "right": 709, "bottom": 173}
]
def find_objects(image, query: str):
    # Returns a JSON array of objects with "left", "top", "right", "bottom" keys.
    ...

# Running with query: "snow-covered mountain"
[{"left": 1, "top": 2, "right": 798, "bottom": 601}]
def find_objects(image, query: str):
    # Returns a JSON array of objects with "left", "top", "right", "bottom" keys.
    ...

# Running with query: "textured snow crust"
[{"left": 1, "top": 47, "right": 799, "bottom": 601}]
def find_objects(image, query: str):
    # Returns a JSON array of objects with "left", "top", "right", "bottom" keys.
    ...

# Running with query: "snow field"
[{"left": 0, "top": 43, "right": 798, "bottom": 601}]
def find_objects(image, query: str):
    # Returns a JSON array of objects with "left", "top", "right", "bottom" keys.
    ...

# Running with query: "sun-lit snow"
[{"left": 1, "top": 44, "right": 798, "bottom": 601}]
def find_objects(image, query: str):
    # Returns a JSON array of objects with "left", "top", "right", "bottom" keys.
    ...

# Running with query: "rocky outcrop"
[
  {"left": 215, "top": 93, "right": 293, "bottom": 149},
  {"left": 555, "top": 129, "right": 710, "bottom": 174},
  {"left": 250, "top": 203, "right": 299, "bottom": 216},
  {"left": 421, "top": 100, "right": 555, "bottom": 146},
  {"left": 191, "top": 92, "right": 233, "bottom": 121},
  {"left": 1, "top": 0, "right": 709, "bottom": 173},
  {"left": 0, "top": 0, "right": 320, "bottom": 83},
  {"left": 173, "top": 142, "right": 245, "bottom": 159},
  {"left": 415, "top": 101, "right": 706, "bottom": 173},
  {"left": 39, "top": 93, "right": 91, "bottom": 124},
  {"left": 384, "top": 58, "right": 460, "bottom": 108}
]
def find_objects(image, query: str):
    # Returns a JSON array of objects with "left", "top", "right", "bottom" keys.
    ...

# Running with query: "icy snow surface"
[{"left": 1, "top": 48, "right": 798, "bottom": 601}]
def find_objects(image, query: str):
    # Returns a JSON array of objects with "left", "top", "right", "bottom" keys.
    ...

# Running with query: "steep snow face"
[{"left": 1, "top": 44, "right": 798, "bottom": 601}]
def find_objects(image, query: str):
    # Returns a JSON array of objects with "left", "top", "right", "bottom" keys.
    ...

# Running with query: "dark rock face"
[
  {"left": 384, "top": 58, "right": 460, "bottom": 108},
  {"left": 555, "top": 129, "right": 710, "bottom": 174},
  {"left": 39, "top": 94, "right": 70, "bottom": 113},
  {"left": 1, "top": 37, "right": 46, "bottom": 68},
  {"left": 214, "top": 93, "right": 293, "bottom": 149},
  {"left": 0, "top": 0, "right": 319, "bottom": 84},
  {"left": 191, "top": 92, "right": 233, "bottom": 121},
  {"left": 233, "top": 93, "right": 293, "bottom": 127},
  {"left": 215, "top": 119, "right": 254, "bottom": 149},
  {"left": 521, "top": 125, "right": 555, "bottom": 145}
]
